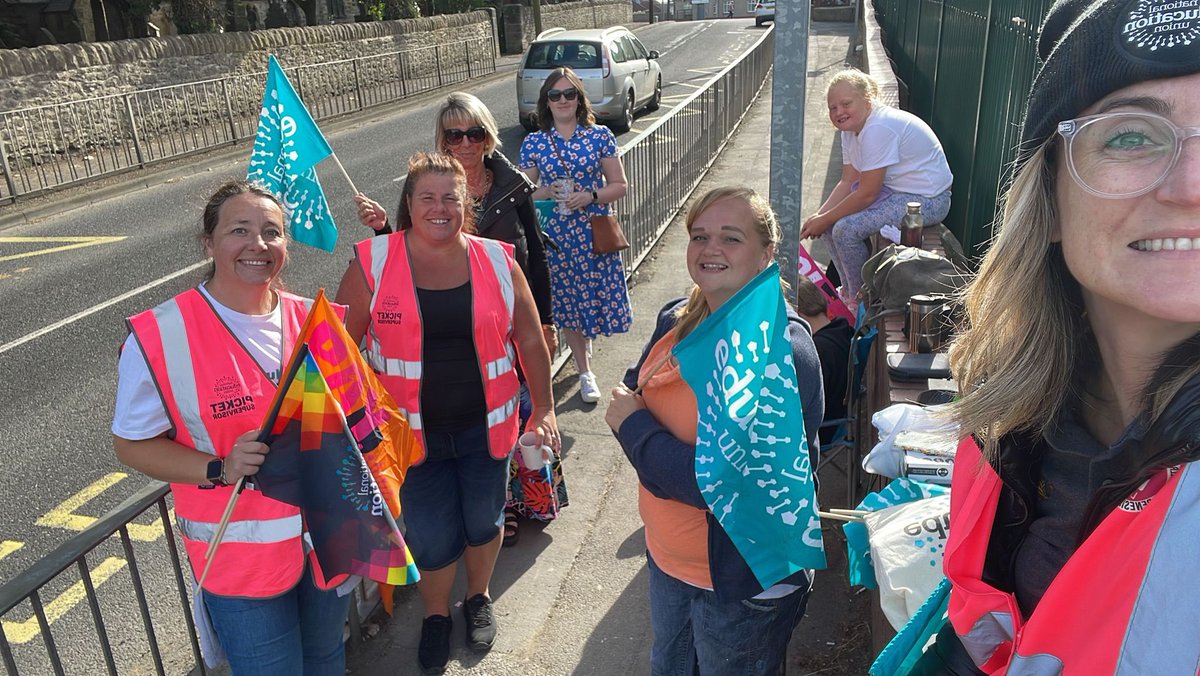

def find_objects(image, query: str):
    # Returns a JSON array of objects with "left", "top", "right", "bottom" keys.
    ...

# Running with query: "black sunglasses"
[
  {"left": 546, "top": 88, "right": 579, "bottom": 103},
  {"left": 443, "top": 126, "right": 487, "bottom": 145}
]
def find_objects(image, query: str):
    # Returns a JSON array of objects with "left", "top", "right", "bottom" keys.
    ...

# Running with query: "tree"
[{"left": 171, "top": 0, "right": 223, "bottom": 33}]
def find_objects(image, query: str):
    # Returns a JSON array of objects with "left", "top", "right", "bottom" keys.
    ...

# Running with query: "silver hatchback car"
[{"left": 517, "top": 26, "right": 662, "bottom": 133}]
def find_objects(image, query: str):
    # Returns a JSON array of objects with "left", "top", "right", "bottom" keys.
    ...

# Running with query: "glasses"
[
  {"left": 443, "top": 126, "right": 487, "bottom": 145},
  {"left": 1056, "top": 111, "right": 1200, "bottom": 199},
  {"left": 546, "top": 88, "right": 579, "bottom": 103}
]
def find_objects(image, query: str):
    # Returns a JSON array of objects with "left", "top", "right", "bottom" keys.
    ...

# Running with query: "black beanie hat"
[{"left": 1017, "top": 0, "right": 1200, "bottom": 164}]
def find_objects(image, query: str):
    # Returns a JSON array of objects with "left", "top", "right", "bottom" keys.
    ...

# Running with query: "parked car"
[
  {"left": 755, "top": 1, "right": 775, "bottom": 26},
  {"left": 516, "top": 27, "right": 662, "bottom": 133}
]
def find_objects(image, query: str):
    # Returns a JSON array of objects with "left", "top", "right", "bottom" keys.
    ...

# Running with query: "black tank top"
[{"left": 416, "top": 282, "right": 487, "bottom": 431}]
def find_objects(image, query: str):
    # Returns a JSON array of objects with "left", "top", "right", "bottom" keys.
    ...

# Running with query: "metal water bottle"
[{"left": 900, "top": 202, "right": 924, "bottom": 248}]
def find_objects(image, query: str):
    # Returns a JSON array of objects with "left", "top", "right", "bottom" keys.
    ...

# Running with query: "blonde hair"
[
  {"left": 673, "top": 187, "right": 781, "bottom": 341},
  {"left": 826, "top": 69, "right": 881, "bottom": 103},
  {"left": 948, "top": 142, "right": 1200, "bottom": 457},
  {"left": 435, "top": 92, "right": 501, "bottom": 157}
]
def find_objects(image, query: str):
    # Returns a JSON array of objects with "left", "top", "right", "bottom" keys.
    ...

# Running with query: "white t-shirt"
[
  {"left": 841, "top": 104, "right": 954, "bottom": 197},
  {"left": 112, "top": 285, "right": 283, "bottom": 441}
]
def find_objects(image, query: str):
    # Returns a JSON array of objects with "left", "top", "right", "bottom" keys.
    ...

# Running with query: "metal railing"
[
  {"left": 616, "top": 24, "right": 775, "bottom": 272},
  {"left": 0, "top": 36, "right": 497, "bottom": 205},
  {"left": 871, "top": 0, "right": 1049, "bottom": 256},
  {"left": 0, "top": 26, "right": 776, "bottom": 675}
]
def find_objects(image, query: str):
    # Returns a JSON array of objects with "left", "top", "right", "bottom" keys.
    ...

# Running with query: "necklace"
[{"left": 469, "top": 168, "right": 493, "bottom": 212}]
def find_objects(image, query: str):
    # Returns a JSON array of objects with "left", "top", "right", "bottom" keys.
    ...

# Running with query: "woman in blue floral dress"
[{"left": 520, "top": 67, "right": 632, "bottom": 404}]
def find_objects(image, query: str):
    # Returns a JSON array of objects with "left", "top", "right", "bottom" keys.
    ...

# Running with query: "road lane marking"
[
  {"left": 2, "top": 556, "right": 127, "bottom": 644},
  {"left": 0, "top": 236, "right": 127, "bottom": 263},
  {"left": 36, "top": 472, "right": 168, "bottom": 542},
  {"left": 0, "top": 541, "right": 23, "bottom": 560},
  {"left": 0, "top": 260, "right": 208, "bottom": 356}
]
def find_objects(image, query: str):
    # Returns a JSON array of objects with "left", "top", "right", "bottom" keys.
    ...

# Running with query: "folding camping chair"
[{"left": 816, "top": 303, "right": 878, "bottom": 508}]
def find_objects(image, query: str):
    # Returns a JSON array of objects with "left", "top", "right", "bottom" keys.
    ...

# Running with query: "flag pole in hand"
[{"left": 196, "top": 476, "right": 247, "bottom": 591}]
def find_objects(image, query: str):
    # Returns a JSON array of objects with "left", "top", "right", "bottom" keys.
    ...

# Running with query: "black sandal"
[{"left": 503, "top": 510, "right": 520, "bottom": 547}]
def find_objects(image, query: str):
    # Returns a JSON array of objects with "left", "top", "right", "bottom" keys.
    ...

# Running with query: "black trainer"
[
  {"left": 418, "top": 614, "right": 452, "bottom": 675},
  {"left": 462, "top": 593, "right": 497, "bottom": 651}
]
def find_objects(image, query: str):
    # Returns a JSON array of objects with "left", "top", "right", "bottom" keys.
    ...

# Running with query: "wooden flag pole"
[
  {"left": 196, "top": 475, "right": 247, "bottom": 591},
  {"left": 631, "top": 352, "right": 673, "bottom": 396},
  {"left": 330, "top": 154, "right": 359, "bottom": 196}
]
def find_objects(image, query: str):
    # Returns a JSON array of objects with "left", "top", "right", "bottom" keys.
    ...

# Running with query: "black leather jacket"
[{"left": 912, "top": 370, "right": 1200, "bottom": 674}]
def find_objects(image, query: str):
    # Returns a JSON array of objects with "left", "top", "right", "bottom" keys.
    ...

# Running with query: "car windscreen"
[{"left": 524, "top": 41, "right": 602, "bottom": 70}]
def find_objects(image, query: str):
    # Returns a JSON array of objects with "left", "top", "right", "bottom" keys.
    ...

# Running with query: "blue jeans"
[
  {"left": 647, "top": 555, "right": 810, "bottom": 676},
  {"left": 203, "top": 565, "right": 352, "bottom": 676},
  {"left": 400, "top": 425, "right": 509, "bottom": 570}
]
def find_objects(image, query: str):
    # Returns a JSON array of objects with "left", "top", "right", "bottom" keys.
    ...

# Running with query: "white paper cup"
[{"left": 517, "top": 431, "right": 553, "bottom": 470}]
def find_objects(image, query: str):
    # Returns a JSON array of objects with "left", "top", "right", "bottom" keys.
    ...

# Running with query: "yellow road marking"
[
  {"left": 0, "top": 236, "right": 126, "bottom": 262},
  {"left": 0, "top": 540, "right": 24, "bottom": 560},
  {"left": 1, "top": 557, "right": 127, "bottom": 644},
  {"left": 36, "top": 472, "right": 169, "bottom": 542}
]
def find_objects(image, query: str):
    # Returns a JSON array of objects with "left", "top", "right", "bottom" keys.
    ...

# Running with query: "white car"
[
  {"left": 516, "top": 27, "right": 662, "bottom": 133},
  {"left": 755, "top": 1, "right": 776, "bottom": 26}
]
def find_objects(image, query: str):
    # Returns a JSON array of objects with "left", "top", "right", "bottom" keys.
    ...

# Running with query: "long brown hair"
[
  {"left": 536, "top": 67, "right": 596, "bottom": 131},
  {"left": 394, "top": 152, "right": 476, "bottom": 234},
  {"left": 672, "top": 187, "right": 781, "bottom": 342}
]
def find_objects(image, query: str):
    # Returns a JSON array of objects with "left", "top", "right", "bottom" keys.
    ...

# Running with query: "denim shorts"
[{"left": 399, "top": 425, "right": 510, "bottom": 570}]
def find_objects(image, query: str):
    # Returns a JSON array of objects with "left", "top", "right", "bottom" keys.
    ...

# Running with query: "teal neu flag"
[
  {"left": 247, "top": 55, "right": 338, "bottom": 252},
  {"left": 672, "top": 263, "right": 826, "bottom": 588}
]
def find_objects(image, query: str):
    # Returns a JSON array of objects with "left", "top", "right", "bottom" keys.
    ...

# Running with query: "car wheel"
[
  {"left": 521, "top": 114, "right": 538, "bottom": 132},
  {"left": 613, "top": 91, "right": 634, "bottom": 133},
  {"left": 646, "top": 76, "right": 661, "bottom": 112},
  {"left": 755, "top": 18, "right": 763, "bottom": 26}
]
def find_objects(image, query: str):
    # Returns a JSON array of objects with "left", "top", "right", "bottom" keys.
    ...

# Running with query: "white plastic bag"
[
  {"left": 862, "top": 403, "right": 958, "bottom": 480},
  {"left": 863, "top": 494, "right": 952, "bottom": 630}
]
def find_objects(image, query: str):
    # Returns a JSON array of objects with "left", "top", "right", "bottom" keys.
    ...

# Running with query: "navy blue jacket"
[{"left": 615, "top": 298, "right": 825, "bottom": 602}]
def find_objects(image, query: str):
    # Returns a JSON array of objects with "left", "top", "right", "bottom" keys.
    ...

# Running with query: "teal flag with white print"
[
  {"left": 247, "top": 55, "right": 338, "bottom": 252},
  {"left": 672, "top": 263, "right": 826, "bottom": 588}
]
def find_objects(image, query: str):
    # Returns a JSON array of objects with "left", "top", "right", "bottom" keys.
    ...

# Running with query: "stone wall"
[{"left": 0, "top": 11, "right": 497, "bottom": 113}]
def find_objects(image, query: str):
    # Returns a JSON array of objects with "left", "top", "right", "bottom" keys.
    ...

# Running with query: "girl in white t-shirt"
[{"left": 800, "top": 69, "right": 954, "bottom": 306}]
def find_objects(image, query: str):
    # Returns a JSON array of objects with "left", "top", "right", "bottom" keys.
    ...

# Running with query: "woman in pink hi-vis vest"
[
  {"left": 337, "top": 152, "right": 559, "bottom": 676},
  {"left": 112, "top": 181, "right": 352, "bottom": 675},
  {"left": 912, "top": 0, "right": 1200, "bottom": 672}
]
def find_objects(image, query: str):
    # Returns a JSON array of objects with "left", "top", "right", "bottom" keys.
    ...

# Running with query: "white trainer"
[{"left": 579, "top": 372, "right": 601, "bottom": 404}]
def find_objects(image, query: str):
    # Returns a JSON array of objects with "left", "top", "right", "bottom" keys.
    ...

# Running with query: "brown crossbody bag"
[{"left": 547, "top": 135, "right": 629, "bottom": 254}]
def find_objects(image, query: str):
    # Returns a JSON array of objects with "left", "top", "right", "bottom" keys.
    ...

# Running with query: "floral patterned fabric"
[
  {"left": 519, "top": 125, "right": 633, "bottom": 338},
  {"left": 507, "top": 451, "right": 569, "bottom": 521}
]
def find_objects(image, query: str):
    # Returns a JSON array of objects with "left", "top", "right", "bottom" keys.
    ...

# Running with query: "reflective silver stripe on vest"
[
  {"left": 485, "top": 355, "right": 514, "bottom": 380},
  {"left": 477, "top": 238, "right": 515, "bottom": 319},
  {"left": 1007, "top": 653, "right": 1064, "bottom": 675},
  {"left": 404, "top": 410, "right": 423, "bottom": 431},
  {"left": 960, "top": 610, "right": 1014, "bottom": 668},
  {"left": 368, "top": 235, "right": 391, "bottom": 298},
  {"left": 367, "top": 335, "right": 423, "bottom": 378},
  {"left": 1115, "top": 463, "right": 1200, "bottom": 671},
  {"left": 487, "top": 393, "right": 519, "bottom": 428},
  {"left": 152, "top": 300, "right": 217, "bottom": 455},
  {"left": 176, "top": 513, "right": 302, "bottom": 544}
]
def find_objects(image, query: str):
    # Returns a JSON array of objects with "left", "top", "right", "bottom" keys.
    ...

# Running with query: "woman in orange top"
[{"left": 604, "top": 187, "right": 824, "bottom": 675}]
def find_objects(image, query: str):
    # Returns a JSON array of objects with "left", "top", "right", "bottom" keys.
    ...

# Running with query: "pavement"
[{"left": 345, "top": 19, "right": 875, "bottom": 676}]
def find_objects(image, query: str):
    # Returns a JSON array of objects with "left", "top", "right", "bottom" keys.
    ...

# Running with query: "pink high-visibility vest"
[
  {"left": 355, "top": 232, "right": 521, "bottom": 464},
  {"left": 128, "top": 289, "right": 340, "bottom": 597},
  {"left": 944, "top": 436, "right": 1200, "bottom": 673}
]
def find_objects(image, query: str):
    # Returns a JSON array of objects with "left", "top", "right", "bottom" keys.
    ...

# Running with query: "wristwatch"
[
  {"left": 591, "top": 190, "right": 599, "bottom": 203},
  {"left": 206, "top": 458, "right": 228, "bottom": 487}
]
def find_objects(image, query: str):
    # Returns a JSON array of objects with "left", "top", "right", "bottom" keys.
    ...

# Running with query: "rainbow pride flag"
[{"left": 256, "top": 291, "right": 419, "bottom": 590}]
